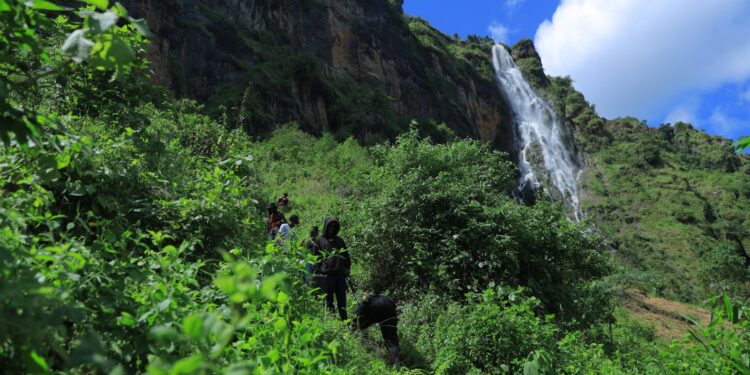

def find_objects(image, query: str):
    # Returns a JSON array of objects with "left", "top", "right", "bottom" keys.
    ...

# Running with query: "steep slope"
[
  {"left": 579, "top": 119, "right": 750, "bottom": 302},
  {"left": 512, "top": 40, "right": 750, "bottom": 303},
  {"left": 122, "top": 0, "right": 513, "bottom": 147}
]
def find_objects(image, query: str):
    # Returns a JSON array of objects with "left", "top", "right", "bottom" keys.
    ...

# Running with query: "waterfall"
[{"left": 491, "top": 44, "right": 582, "bottom": 220}]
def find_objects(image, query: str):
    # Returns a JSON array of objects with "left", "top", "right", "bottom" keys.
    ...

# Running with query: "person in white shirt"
[{"left": 278, "top": 214, "right": 299, "bottom": 244}]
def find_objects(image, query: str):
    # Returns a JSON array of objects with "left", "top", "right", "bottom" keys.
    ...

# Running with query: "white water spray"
[{"left": 491, "top": 44, "right": 582, "bottom": 220}]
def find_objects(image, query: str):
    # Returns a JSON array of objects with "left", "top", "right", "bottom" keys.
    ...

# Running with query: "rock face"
[
  {"left": 510, "top": 39, "right": 550, "bottom": 89},
  {"left": 122, "top": 0, "right": 513, "bottom": 148}
]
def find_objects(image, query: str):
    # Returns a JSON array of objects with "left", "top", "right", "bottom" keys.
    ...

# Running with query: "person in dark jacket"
[
  {"left": 313, "top": 217, "right": 351, "bottom": 320},
  {"left": 304, "top": 226, "right": 319, "bottom": 285},
  {"left": 354, "top": 293, "right": 401, "bottom": 366}
]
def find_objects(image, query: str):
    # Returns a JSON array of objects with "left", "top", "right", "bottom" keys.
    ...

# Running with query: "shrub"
[
  {"left": 355, "top": 130, "right": 515, "bottom": 299},
  {"left": 355, "top": 131, "right": 613, "bottom": 328},
  {"left": 400, "top": 289, "right": 557, "bottom": 374},
  {"left": 699, "top": 245, "right": 750, "bottom": 298}
]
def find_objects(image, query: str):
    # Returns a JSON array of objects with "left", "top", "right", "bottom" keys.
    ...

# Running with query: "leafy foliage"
[
  {"left": 0, "top": 0, "right": 149, "bottom": 142},
  {"left": 355, "top": 130, "right": 613, "bottom": 329},
  {"left": 5, "top": 3, "right": 750, "bottom": 374},
  {"left": 411, "top": 289, "right": 558, "bottom": 374}
]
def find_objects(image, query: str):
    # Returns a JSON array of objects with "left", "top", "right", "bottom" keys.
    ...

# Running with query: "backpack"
[{"left": 314, "top": 236, "right": 348, "bottom": 274}]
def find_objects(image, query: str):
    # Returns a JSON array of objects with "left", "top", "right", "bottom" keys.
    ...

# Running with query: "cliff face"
[{"left": 123, "top": 0, "right": 513, "bottom": 147}]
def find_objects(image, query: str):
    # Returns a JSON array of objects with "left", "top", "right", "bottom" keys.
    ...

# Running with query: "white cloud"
[
  {"left": 742, "top": 86, "right": 750, "bottom": 103},
  {"left": 534, "top": 0, "right": 750, "bottom": 120},
  {"left": 505, "top": 0, "right": 525, "bottom": 8},
  {"left": 488, "top": 22, "right": 510, "bottom": 43},
  {"left": 709, "top": 109, "right": 744, "bottom": 139},
  {"left": 664, "top": 102, "right": 699, "bottom": 126}
]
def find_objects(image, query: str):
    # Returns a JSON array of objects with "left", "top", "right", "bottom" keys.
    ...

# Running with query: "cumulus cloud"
[
  {"left": 488, "top": 22, "right": 510, "bottom": 43},
  {"left": 534, "top": 0, "right": 750, "bottom": 119}
]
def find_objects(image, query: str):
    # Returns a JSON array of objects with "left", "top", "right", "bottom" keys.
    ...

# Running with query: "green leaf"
[
  {"left": 182, "top": 314, "right": 203, "bottom": 339},
  {"left": 273, "top": 318, "right": 287, "bottom": 332},
  {"left": 30, "top": 351, "right": 49, "bottom": 371},
  {"left": 523, "top": 360, "right": 539, "bottom": 375},
  {"left": 169, "top": 355, "right": 204, "bottom": 375},
  {"left": 82, "top": 0, "right": 108, "bottom": 9},
  {"left": 214, "top": 276, "right": 235, "bottom": 295},
  {"left": 146, "top": 365, "right": 168, "bottom": 375},
  {"left": 149, "top": 325, "right": 178, "bottom": 340},
  {"left": 723, "top": 293, "right": 734, "bottom": 322},
  {"left": 737, "top": 136, "right": 750, "bottom": 152},
  {"left": 267, "top": 349, "right": 280, "bottom": 363},
  {"left": 129, "top": 18, "right": 151, "bottom": 37},
  {"left": 110, "top": 2, "right": 127, "bottom": 16},
  {"left": 90, "top": 35, "right": 135, "bottom": 73},
  {"left": 117, "top": 312, "right": 136, "bottom": 327},
  {"left": 260, "top": 273, "right": 285, "bottom": 301},
  {"left": 86, "top": 10, "right": 119, "bottom": 34},
  {"left": 62, "top": 29, "right": 94, "bottom": 61},
  {"left": 27, "top": 0, "right": 70, "bottom": 11},
  {"left": 156, "top": 298, "right": 171, "bottom": 312},
  {"left": 56, "top": 151, "right": 72, "bottom": 169},
  {"left": 276, "top": 290, "right": 289, "bottom": 305}
]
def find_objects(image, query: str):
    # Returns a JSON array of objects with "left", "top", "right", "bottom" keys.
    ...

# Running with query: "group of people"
[{"left": 265, "top": 194, "right": 401, "bottom": 366}]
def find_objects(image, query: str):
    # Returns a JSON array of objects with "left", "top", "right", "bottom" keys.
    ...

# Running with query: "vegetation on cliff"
[
  {"left": 121, "top": 0, "right": 511, "bottom": 147},
  {"left": 511, "top": 40, "right": 750, "bottom": 304}
]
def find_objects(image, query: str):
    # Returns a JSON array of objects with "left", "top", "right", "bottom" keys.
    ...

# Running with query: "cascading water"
[{"left": 491, "top": 44, "right": 582, "bottom": 220}]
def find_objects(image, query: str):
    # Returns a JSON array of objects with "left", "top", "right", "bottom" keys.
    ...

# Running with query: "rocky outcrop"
[
  {"left": 122, "top": 0, "right": 513, "bottom": 148},
  {"left": 510, "top": 39, "right": 550, "bottom": 90}
]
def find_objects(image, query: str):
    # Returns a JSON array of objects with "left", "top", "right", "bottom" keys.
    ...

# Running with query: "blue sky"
[{"left": 404, "top": 0, "right": 750, "bottom": 142}]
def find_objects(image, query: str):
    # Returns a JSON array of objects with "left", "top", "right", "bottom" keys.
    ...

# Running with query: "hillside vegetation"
[
  {"left": 512, "top": 41, "right": 750, "bottom": 304},
  {"left": 2, "top": 2, "right": 750, "bottom": 374}
]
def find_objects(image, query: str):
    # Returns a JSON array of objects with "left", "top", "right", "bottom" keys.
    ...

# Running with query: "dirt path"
[{"left": 623, "top": 290, "right": 712, "bottom": 340}]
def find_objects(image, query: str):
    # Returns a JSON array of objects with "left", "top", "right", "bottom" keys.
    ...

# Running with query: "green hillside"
[
  {"left": 511, "top": 47, "right": 750, "bottom": 303},
  {"left": 581, "top": 119, "right": 750, "bottom": 302}
]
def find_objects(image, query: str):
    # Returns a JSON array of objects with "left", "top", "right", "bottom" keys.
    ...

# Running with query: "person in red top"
[
  {"left": 266, "top": 202, "right": 286, "bottom": 239},
  {"left": 277, "top": 192, "right": 289, "bottom": 209}
]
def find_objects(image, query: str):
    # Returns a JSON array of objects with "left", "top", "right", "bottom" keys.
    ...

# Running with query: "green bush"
[
  {"left": 355, "top": 130, "right": 516, "bottom": 298},
  {"left": 355, "top": 131, "right": 613, "bottom": 328},
  {"left": 400, "top": 289, "right": 557, "bottom": 374},
  {"left": 699, "top": 245, "right": 750, "bottom": 298}
]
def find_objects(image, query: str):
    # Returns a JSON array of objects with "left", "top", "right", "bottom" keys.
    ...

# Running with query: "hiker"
[
  {"left": 278, "top": 214, "right": 299, "bottom": 243},
  {"left": 353, "top": 293, "right": 401, "bottom": 367},
  {"left": 307, "top": 226, "right": 319, "bottom": 251},
  {"left": 277, "top": 192, "right": 289, "bottom": 209},
  {"left": 313, "top": 217, "right": 351, "bottom": 320},
  {"left": 266, "top": 203, "right": 286, "bottom": 239},
  {"left": 304, "top": 226, "right": 319, "bottom": 285}
]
